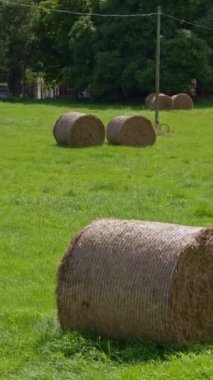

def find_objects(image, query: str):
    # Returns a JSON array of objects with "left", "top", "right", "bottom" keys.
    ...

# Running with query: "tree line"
[{"left": 0, "top": 0, "right": 212, "bottom": 100}]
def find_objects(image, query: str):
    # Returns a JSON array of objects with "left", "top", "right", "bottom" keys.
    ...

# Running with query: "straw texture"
[
  {"left": 53, "top": 112, "right": 105, "bottom": 147},
  {"left": 149, "top": 94, "right": 172, "bottom": 110},
  {"left": 56, "top": 219, "right": 213, "bottom": 343},
  {"left": 172, "top": 93, "right": 193, "bottom": 109},
  {"left": 106, "top": 116, "right": 156, "bottom": 147}
]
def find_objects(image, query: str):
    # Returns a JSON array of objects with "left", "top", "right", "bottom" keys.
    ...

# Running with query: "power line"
[
  {"left": 1, "top": 0, "right": 213, "bottom": 30},
  {"left": 0, "top": 1, "right": 156, "bottom": 17},
  {"left": 162, "top": 13, "right": 213, "bottom": 31}
]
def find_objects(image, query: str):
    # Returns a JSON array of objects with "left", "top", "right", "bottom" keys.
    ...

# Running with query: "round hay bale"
[
  {"left": 149, "top": 94, "right": 172, "bottom": 110},
  {"left": 172, "top": 93, "right": 193, "bottom": 109},
  {"left": 145, "top": 92, "right": 165, "bottom": 107},
  {"left": 56, "top": 219, "right": 213, "bottom": 343},
  {"left": 53, "top": 112, "right": 105, "bottom": 147},
  {"left": 106, "top": 115, "right": 156, "bottom": 147}
]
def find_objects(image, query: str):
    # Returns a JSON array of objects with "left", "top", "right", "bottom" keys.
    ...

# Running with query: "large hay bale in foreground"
[
  {"left": 145, "top": 92, "right": 165, "bottom": 107},
  {"left": 53, "top": 112, "right": 105, "bottom": 147},
  {"left": 106, "top": 116, "right": 156, "bottom": 147},
  {"left": 57, "top": 219, "right": 213, "bottom": 343},
  {"left": 172, "top": 93, "right": 193, "bottom": 109},
  {"left": 149, "top": 94, "right": 172, "bottom": 110}
]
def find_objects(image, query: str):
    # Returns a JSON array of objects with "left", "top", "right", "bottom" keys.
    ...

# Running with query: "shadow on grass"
[
  {"left": 1, "top": 95, "right": 213, "bottom": 110},
  {"left": 194, "top": 97, "right": 213, "bottom": 108},
  {"left": 36, "top": 319, "right": 212, "bottom": 364},
  {"left": 0, "top": 97, "right": 147, "bottom": 111},
  {"left": 64, "top": 332, "right": 213, "bottom": 364}
]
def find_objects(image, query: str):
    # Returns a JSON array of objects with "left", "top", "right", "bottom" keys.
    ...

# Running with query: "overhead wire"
[
  {"left": 0, "top": 0, "right": 156, "bottom": 17},
  {"left": 161, "top": 13, "right": 213, "bottom": 31},
  {"left": 0, "top": 0, "right": 213, "bottom": 30}
]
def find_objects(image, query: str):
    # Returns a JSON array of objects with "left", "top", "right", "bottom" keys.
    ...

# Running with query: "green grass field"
[{"left": 0, "top": 99, "right": 212, "bottom": 379}]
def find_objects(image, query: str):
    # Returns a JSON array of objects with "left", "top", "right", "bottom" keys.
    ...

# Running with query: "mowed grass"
[{"left": 0, "top": 98, "right": 212, "bottom": 379}]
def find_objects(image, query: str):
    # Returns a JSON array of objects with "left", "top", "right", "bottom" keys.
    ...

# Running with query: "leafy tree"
[
  {"left": 0, "top": 6, "right": 9, "bottom": 82},
  {"left": 91, "top": 50, "right": 123, "bottom": 100},
  {"left": 192, "top": 0, "right": 213, "bottom": 93},
  {"left": 160, "top": 29, "right": 211, "bottom": 94},
  {"left": 1, "top": 0, "right": 212, "bottom": 99},
  {"left": 59, "top": 0, "right": 213, "bottom": 99},
  {"left": 62, "top": 15, "right": 97, "bottom": 93},
  {"left": 0, "top": 0, "right": 36, "bottom": 95}
]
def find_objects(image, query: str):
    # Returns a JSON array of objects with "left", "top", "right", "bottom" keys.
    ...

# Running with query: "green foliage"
[
  {"left": 63, "top": 16, "right": 97, "bottom": 91},
  {"left": 194, "top": 1, "right": 213, "bottom": 92},
  {"left": 0, "top": 0, "right": 36, "bottom": 95},
  {"left": 57, "top": 0, "right": 213, "bottom": 99},
  {"left": 91, "top": 50, "right": 123, "bottom": 99},
  {"left": 0, "top": 0, "right": 212, "bottom": 99},
  {"left": 160, "top": 29, "right": 211, "bottom": 93},
  {"left": 0, "top": 6, "right": 9, "bottom": 81},
  {"left": 32, "top": 1, "right": 67, "bottom": 84}
]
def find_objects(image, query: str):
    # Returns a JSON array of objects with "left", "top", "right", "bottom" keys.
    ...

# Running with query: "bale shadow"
[
  {"left": 75, "top": 332, "right": 212, "bottom": 364},
  {"left": 36, "top": 319, "right": 213, "bottom": 364},
  {"left": 0, "top": 97, "right": 146, "bottom": 112}
]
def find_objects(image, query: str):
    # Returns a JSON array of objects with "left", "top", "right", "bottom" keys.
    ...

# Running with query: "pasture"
[{"left": 0, "top": 99, "right": 212, "bottom": 379}]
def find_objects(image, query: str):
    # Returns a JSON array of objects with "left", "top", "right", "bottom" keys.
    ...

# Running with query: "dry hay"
[
  {"left": 53, "top": 111, "right": 105, "bottom": 147},
  {"left": 56, "top": 219, "right": 213, "bottom": 343},
  {"left": 106, "top": 115, "right": 156, "bottom": 147},
  {"left": 172, "top": 93, "right": 193, "bottom": 109},
  {"left": 145, "top": 92, "right": 165, "bottom": 107},
  {"left": 149, "top": 94, "right": 172, "bottom": 110}
]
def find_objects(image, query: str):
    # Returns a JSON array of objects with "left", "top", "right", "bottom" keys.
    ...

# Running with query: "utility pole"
[{"left": 155, "top": 5, "right": 161, "bottom": 129}]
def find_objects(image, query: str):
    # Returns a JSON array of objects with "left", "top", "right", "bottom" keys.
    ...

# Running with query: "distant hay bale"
[
  {"left": 149, "top": 94, "right": 172, "bottom": 110},
  {"left": 145, "top": 92, "right": 165, "bottom": 107},
  {"left": 106, "top": 115, "right": 156, "bottom": 147},
  {"left": 145, "top": 92, "right": 156, "bottom": 107},
  {"left": 56, "top": 219, "right": 213, "bottom": 343},
  {"left": 53, "top": 112, "right": 105, "bottom": 147},
  {"left": 172, "top": 93, "right": 193, "bottom": 109}
]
